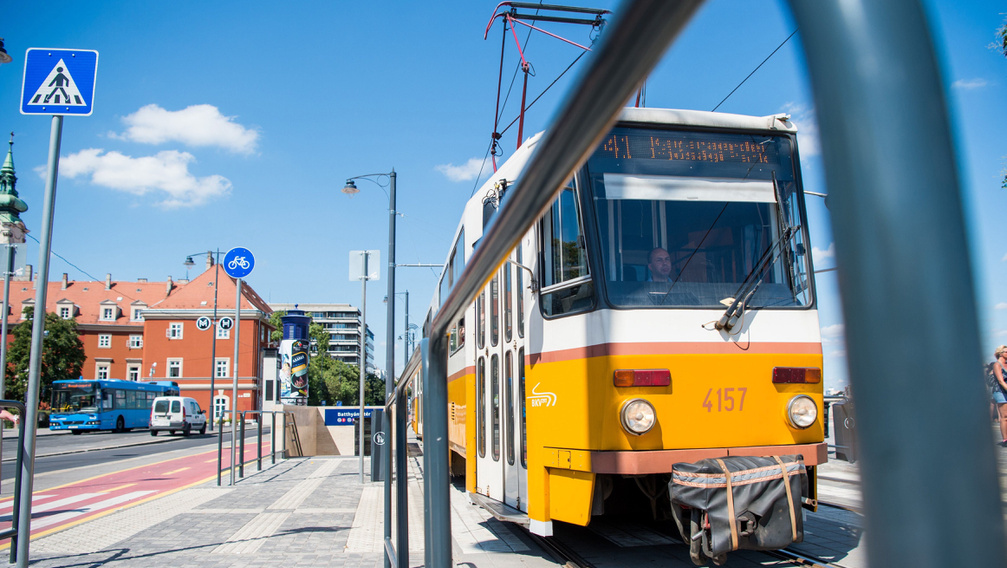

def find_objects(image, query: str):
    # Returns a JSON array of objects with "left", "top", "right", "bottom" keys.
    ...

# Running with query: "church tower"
[{"left": 0, "top": 133, "right": 30, "bottom": 280}]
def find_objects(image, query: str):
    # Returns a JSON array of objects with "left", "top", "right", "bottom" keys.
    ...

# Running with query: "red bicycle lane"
[{"left": 0, "top": 439, "right": 271, "bottom": 547}]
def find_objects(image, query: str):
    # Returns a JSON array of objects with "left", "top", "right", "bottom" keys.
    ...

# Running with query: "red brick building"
[
  {"left": 3, "top": 259, "right": 274, "bottom": 416},
  {"left": 141, "top": 265, "right": 274, "bottom": 417}
]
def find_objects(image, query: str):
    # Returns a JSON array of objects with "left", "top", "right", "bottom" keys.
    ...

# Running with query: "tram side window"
[
  {"left": 491, "top": 354, "right": 500, "bottom": 462},
  {"left": 517, "top": 244, "right": 525, "bottom": 338},
  {"left": 477, "top": 357, "right": 486, "bottom": 459},
  {"left": 490, "top": 276, "right": 499, "bottom": 347},
  {"left": 476, "top": 292, "right": 486, "bottom": 349},
  {"left": 519, "top": 347, "right": 527, "bottom": 469},
  {"left": 540, "top": 186, "right": 594, "bottom": 317}
]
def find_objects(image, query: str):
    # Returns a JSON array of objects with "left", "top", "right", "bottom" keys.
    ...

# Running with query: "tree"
[
  {"left": 268, "top": 310, "right": 286, "bottom": 342},
  {"left": 4, "top": 307, "right": 86, "bottom": 403}
]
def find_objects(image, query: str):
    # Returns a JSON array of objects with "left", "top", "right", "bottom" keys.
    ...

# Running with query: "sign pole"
[
  {"left": 359, "top": 252, "right": 368, "bottom": 483},
  {"left": 16, "top": 115, "right": 62, "bottom": 568},
  {"left": 230, "top": 277, "right": 241, "bottom": 486}
]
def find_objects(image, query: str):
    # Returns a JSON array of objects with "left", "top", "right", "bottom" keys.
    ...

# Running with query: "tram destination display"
[{"left": 598, "top": 130, "right": 782, "bottom": 164}]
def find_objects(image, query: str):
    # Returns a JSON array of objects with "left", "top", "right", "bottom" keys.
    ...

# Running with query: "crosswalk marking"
[
  {"left": 30, "top": 491, "right": 155, "bottom": 530},
  {"left": 0, "top": 493, "right": 102, "bottom": 521}
]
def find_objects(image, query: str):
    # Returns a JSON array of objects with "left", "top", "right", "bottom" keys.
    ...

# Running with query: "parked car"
[{"left": 149, "top": 396, "right": 206, "bottom": 436}]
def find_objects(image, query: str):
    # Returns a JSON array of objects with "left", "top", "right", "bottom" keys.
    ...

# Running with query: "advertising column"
[{"left": 279, "top": 309, "right": 311, "bottom": 405}]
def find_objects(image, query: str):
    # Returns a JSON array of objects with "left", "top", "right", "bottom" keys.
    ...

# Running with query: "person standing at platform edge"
[{"left": 993, "top": 346, "right": 1007, "bottom": 445}]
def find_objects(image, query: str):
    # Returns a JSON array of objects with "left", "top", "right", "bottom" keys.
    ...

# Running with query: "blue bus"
[{"left": 49, "top": 379, "right": 180, "bottom": 434}]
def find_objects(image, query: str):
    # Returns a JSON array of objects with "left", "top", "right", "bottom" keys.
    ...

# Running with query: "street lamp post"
[
  {"left": 184, "top": 250, "right": 221, "bottom": 432},
  {"left": 342, "top": 170, "right": 395, "bottom": 568}
]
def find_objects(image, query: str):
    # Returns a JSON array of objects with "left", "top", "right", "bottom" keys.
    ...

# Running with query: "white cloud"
[
  {"left": 952, "top": 78, "right": 988, "bottom": 90},
  {"left": 996, "top": 303, "right": 1007, "bottom": 310},
  {"left": 780, "top": 102, "right": 820, "bottom": 157},
  {"left": 812, "top": 242, "right": 835, "bottom": 265},
  {"left": 436, "top": 158, "right": 485, "bottom": 182},
  {"left": 112, "top": 104, "right": 259, "bottom": 154},
  {"left": 821, "top": 324, "right": 846, "bottom": 344},
  {"left": 1002, "top": 252, "right": 1007, "bottom": 262},
  {"left": 58, "top": 148, "right": 231, "bottom": 208}
]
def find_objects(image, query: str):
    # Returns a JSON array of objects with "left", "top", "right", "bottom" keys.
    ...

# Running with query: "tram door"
[
  {"left": 475, "top": 275, "right": 504, "bottom": 501},
  {"left": 502, "top": 249, "right": 528, "bottom": 511},
  {"left": 475, "top": 253, "right": 528, "bottom": 509}
]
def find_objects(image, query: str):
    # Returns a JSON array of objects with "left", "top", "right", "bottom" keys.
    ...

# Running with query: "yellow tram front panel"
[{"left": 524, "top": 341, "right": 823, "bottom": 526}]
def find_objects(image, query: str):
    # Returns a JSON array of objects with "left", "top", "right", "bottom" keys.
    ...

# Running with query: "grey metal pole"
[
  {"left": 0, "top": 244, "right": 10, "bottom": 472},
  {"left": 229, "top": 277, "right": 242, "bottom": 486},
  {"left": 209, "top": 251, "right": 219, "bottom": 432},
  {"left": 16, "top": 114, "right": 63, "bottom": 568},
  {"left": 383, "top": 170, "right": 396, "bottom": 568},
  {"left": 359, "top": 252, "right": 368, "bottom": 483},
  {"left": 787, "top": 1, "right": 1005, "bottom": 566},
  {"left": 0, "top": 244, "right": 13, "bottom": 393},
  {"left": 395, "top": 371, "right": 408, "bottom": 568},
  {"left": 424, "top": 334, "right": 451, "bottom": 568},
  {"left": 420, "top": 338, "right": 433, "bottom": 560}
]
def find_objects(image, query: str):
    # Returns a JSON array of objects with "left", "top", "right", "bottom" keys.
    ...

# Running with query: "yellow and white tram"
[{"left": 419, "top": 107, "right": 825, "bottom": 564}]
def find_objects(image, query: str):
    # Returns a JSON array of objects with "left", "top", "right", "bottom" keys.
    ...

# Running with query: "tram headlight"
[
  {"left": 620, "top": 398, "right": 656, "bottom": 435},
  {"left": 786, "top": 395, "right": 818, "bottom": 429}
]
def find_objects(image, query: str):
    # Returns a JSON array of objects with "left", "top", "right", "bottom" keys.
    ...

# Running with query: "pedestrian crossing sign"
[{"left": 20, "top": 48, "right": 98, "bottom": 116}]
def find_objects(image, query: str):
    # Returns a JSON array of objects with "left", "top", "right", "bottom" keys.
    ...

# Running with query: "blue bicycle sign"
[{"left": 222, "top": 247, "right": 254, "bottom": 278}]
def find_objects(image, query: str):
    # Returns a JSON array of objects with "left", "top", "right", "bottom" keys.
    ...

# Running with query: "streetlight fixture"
[
  {"left": 342, "top": 169, "right": 396, "bottom": 560},
  {"left": 184, "top": 250, "right": 221, "bottom": 432}
]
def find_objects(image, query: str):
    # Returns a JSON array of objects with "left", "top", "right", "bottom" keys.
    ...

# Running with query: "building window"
[
  {"left": 129, "top": 334, "right": 143, "bottom": 349},
  {"left": 101, "top": 307, "right": 115, "bottom": 321},
  {"left": 168, "top": 322, "right": 183, "bottom": 339},
  {"left": 59, "top": 306, "right": 71, "bottom": 319},
  {"left": 167, "top": 359, "right": 182, "bottom": 378},
  {"left": 127, "top": 365, "right": 141, "bottom": 381},
  {"left": 98, "top": 334, "right": 111, "bottom": 348},
  {"left": 215, "top": 358, "right": 230, "bottom": 379},
  {"left": 96, "top": 363, "right": 110, "bottom": 380},
  {"left": 216, "top": 325, "right": 229, "bottom": 340},
  {"left": 131, "top": 307, "right": 144, "bottom": 321}
]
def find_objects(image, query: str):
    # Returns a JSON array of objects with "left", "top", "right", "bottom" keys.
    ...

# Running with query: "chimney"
[
  {"left": 23, "top": 265, "right": 32, "bottom": 283},
  {"left": 137, "top": 278, "right": 147, "bottom": 283},
  {"left": 206, "top": 251, "right": 214, "bottom": 271},
  {"left": 105, "top": 273, "right": 112, "bottom": 290},
  {"left": 61, "top": 273, "right": 68, "bottom": 290},
  {"left": 166, "top": 275, "right": 173, "bottom": 295}
]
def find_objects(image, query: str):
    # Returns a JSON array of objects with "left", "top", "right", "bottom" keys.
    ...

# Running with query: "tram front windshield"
[
  {"left": 51, "top": 383, "right": 99, "bottom": 414},
  {"left": 588, "top": 127, "right": 812, "bottom": 309}
]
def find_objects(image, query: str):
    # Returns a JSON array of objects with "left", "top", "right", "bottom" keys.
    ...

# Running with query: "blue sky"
[{"left": 1, "top": 1, "right": 1005, "bottom": 391}]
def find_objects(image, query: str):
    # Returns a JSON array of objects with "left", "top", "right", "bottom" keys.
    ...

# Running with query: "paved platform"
[
  {"left": 12, "top": 430, "right": 876, "bottom": 568},
  {"left": 20, "top": 449, "right": 557, "bottom": 568}
]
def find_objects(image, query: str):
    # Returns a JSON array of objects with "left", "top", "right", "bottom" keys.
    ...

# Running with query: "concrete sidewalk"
[{"left": 20, "top": 450, "right": 557, "bottom": 568}]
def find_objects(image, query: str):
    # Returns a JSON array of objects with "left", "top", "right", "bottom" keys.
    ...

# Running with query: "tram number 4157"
[{"left": 702, "top": 387, "right": 747, "bottom": 413}]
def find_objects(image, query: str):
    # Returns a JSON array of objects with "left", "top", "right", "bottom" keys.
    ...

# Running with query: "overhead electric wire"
[
  {"left": 711, "top": 28, "right": 799, "bottom": 112},
  {"left": 25, "top": 233, "right": 151, "bottom": 305}
]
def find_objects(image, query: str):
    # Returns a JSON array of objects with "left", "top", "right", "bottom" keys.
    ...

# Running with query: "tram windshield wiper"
[{"left": 714, "top": 224, "right": 799, "bottom": 332}]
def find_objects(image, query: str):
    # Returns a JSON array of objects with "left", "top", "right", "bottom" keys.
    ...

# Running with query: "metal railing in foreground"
[
  {"left": 420, "top": 2, "right": 706, "bottom": 566},
  {"left": 382, "top": 345, "right": 424, "bottom": 568},
  {"left": 216, "top": 410, "right": 292, "bottom": 485},
  {"left": 415, "top": 0, "right": 1005, "bottom": 567},
  {"left": 0, "top": 400, "right": 26, "bottom": 564}
]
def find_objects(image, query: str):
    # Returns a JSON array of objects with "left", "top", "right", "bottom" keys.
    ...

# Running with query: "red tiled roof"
[
  {"left": 4, "top": 278, "right": 174, "bottom": 325},
  {"left": 149, "top": 267, "right": 272, "bottom": 313},
  {"left": 3, "top": 268, "right": 272, "bottom": 325}
]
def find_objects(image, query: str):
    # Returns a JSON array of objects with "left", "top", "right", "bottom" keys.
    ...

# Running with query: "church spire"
[{"left": 0, "top": 132, "right": 28, "bottom": 225}]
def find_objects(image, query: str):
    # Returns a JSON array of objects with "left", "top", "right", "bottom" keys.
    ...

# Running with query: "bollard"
[{"left": 239, "top": 416, "right": 245, "bottom": 478}]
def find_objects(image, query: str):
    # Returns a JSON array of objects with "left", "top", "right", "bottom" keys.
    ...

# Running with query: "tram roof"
[{"left": 616, "top": 107, "right": 797, "bottom": 133}]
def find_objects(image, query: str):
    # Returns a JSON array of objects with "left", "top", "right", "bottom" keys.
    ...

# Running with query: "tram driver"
[{"left": 647, "top": 247, "right": 674, "bottom": 282}]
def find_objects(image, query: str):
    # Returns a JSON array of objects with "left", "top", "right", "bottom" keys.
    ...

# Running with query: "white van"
[{"left": 149, "top": 396, "right": 207, "bottom": 436}]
